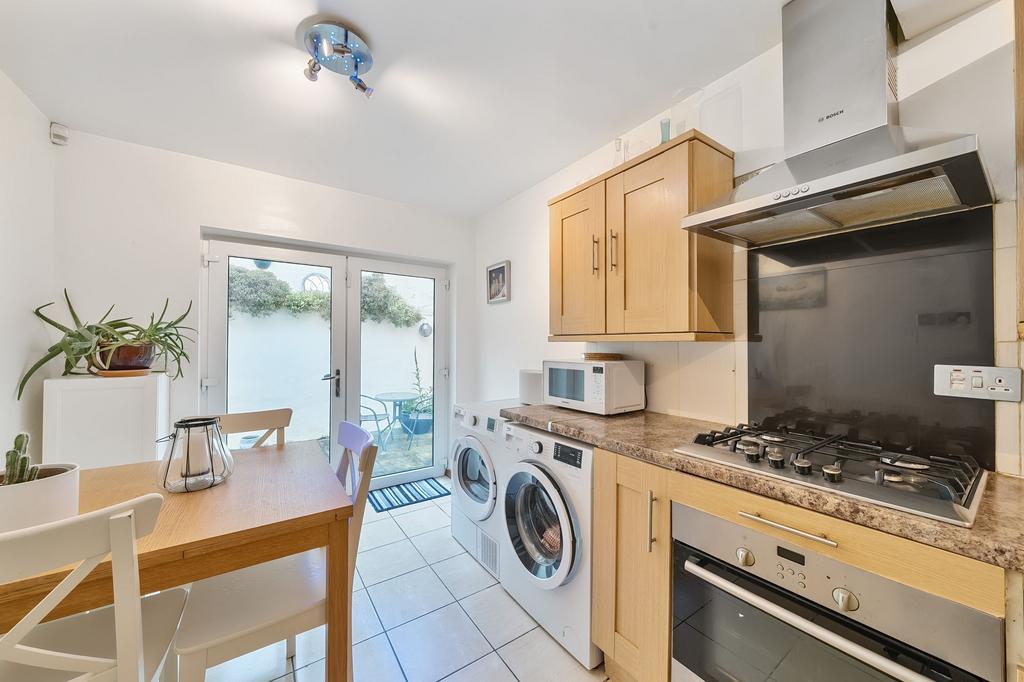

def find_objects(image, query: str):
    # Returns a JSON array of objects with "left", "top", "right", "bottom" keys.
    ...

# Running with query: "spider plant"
[{"left": 17, "top": 290, "right": 194, "bottom": 399}]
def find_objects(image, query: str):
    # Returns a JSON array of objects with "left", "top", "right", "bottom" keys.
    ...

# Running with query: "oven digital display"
[
  {"left": 553, "top": 443, "right": 583, "bottom": 468},
  {"left": 777, "top": 546, "right": 805, "bottom": 565}
]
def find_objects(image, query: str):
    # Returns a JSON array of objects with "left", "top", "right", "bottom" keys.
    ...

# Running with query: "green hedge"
[{"left": 228, "top": 266, "right": 421, "bottom": 327}]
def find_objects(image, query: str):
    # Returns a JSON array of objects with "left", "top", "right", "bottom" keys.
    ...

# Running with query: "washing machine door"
[
  {"left": 504, "top": 462, "right": 576, "bottom": 589},
  {"left": 451, "top": 436, "right": 496, "bottom": 521}
]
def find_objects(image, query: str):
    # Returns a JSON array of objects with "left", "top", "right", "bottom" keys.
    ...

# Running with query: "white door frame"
[
  {"left": 346, "top": 257, "right": 450, "bottom": 489},
  {"left": 202, "top": 240, "right": 348, "bottom": 461}
]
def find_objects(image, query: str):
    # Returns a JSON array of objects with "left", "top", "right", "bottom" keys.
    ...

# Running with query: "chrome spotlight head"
[
  {"left": 350, "top": 75, "right": 374, "bottom": 99},
  {"left": 301, "top": 22, "right": 374, "bottom": 96},
  {"left": 303, "top": 59, "right": 321, "bottom": 82}
]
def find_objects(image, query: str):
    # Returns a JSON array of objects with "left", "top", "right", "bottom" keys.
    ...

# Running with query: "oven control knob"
[
  {"left": 832, "top": 587, "right": 860, "bottom": 612},
  {"left": 735, "top": 547, "right": 755, "bottom": 567},
  {"left": 529, "top": 441, "right": 543, "bottom": 454},
  {"left": 793, "top": 458, "right": 813, "bottom": 475}
]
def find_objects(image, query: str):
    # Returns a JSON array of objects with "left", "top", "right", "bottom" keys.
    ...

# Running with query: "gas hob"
[{"left": 674, "top": 424, "right": 987, "bottom": 527}]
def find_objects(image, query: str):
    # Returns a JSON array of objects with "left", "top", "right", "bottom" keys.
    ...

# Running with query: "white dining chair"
[
  {"left": 0, "top": 493, "right": 187, "bottom": 682},
  {"left": 172, "top": 421, "right": 378, "bottom": 681},
  {"left": 216, "top": 407, "right": 293, "bottom": 448}
]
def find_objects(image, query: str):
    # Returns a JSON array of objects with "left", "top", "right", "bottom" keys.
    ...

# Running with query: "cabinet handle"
[
  {"left": 610, "top": 231, "right": 618, "bottom": 270},
  {"left": 592, "top": 236, "right": 600, "bottom": 274},
  {"left": 646, "top": 490, "right": 656, "bottom": 552},
  {"left": 738, "top": 511, "right": 838, "bottom": 548}
]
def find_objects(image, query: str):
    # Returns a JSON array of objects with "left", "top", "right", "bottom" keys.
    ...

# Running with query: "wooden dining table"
[{"left": 0, "top": 439, "right": 353, "bottom": 681}]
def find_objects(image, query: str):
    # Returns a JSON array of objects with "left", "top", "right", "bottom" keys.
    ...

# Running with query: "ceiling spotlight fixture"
[{"left": 302, "top": 22, "right": 374, "bottom": 98}]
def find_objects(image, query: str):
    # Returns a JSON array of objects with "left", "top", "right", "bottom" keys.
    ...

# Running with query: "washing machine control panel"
[{"left": 553, "top": 443, "right": 583, "bottom": 469}]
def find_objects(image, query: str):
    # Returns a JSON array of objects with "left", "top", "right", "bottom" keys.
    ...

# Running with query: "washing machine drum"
[
  {"left": 505, "top": 462, "right": 576, "bottom": 589},
  {"left": 452, "top": 436, "right": 496, "bottom": 521}
]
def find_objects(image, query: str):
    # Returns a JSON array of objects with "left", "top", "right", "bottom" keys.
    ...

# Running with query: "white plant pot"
[{"left": 0, "top": 463, "right": 80, "bottom": 533}]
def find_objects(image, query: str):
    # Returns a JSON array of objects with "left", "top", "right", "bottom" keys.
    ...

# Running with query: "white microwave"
[{"left": 542, "top": 360, "right": 645, "bottom": 415}]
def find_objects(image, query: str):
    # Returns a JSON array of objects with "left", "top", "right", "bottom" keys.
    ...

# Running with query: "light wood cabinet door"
[
  {"left": 593, "top": 449, "right": 671, "bottom": 682},
  {"left": 606, "top": 142, "right": 691, "bottom": 334},
  {"left": 549, "top": 182, "right": 606, "bottom": 335}
]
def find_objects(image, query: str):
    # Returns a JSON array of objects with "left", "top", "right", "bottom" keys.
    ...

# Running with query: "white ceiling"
[{"left": 0, "top": 1, "right": 783, "bottom": 216}]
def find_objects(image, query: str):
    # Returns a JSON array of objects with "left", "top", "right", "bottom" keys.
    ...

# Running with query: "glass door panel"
[
  {"left": 347, "top": 259, "right": 448, "bottom": 489},
  {"left": 204, "top": 243, "right": 346, "bottom": 460}
]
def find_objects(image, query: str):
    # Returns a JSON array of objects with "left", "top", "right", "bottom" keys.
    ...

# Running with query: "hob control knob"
[
  {"left": 767, "top": 452, "right": 786, "bottom": 469},
  {"left": 529, "top": 441, "right": 543, "bottom": 454},
  {"left": 793, "top": 458, "right": 813, "bottom": 475},
  {"left": 744, "top": 450, "right": 762, "bottom": 464},
  {"left": 832, "top": 587, "right": 860, "bottom": 612},
  {"left": 735, "top": 547, "right": 755, "bottom": 567}
]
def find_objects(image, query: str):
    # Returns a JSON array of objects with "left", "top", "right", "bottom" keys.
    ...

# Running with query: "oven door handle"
[{"left": 682, "top": 559, "right": 932, "bottom": 682}]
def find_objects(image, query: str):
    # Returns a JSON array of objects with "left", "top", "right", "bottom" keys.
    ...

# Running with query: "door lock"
[{"left": 322, "top": 369, "right": 341, "bottom": 397}]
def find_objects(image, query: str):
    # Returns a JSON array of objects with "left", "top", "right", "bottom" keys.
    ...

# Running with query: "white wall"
[
  {"left": 0, "top": 71, "right": 56, "bottom": 457},
  {"left": 50, "top": 131, "right": 475, "bottom": 427},
  {"left": 472, "top": 8, "right": 1019, "bottom": 441}
]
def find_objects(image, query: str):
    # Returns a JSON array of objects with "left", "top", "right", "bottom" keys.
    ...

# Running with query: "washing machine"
[
  {"left": 498, "top": 423, "right": 602, "bottom": 669},
  {"left": 449, "top": 400, "right": 518, "bottom": 577}
]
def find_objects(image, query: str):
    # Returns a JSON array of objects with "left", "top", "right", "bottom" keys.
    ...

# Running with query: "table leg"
[{"left": 326, "top": 519, "right": 351, "bottom": 682}]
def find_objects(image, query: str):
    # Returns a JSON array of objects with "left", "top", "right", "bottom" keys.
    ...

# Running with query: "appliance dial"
[
  {"left": 793, "top": 458, "right": 813, "bottom": 475},
  {"left": 832, "top": 587, "right": 860, "bottom": 612},
  {"left": 822, "top": 464, "right": 842, "bottom": 483},
  {"left": 766, "top": 446, "right": 786, "bottom": 469},
  {"left": 744, "top": 450, "right": 762, "bottom": 464},
  {"left": 468, "top": 415, "right": 478, "bottom": 427},
  {"left": 529, "top": 441, "right": 543, "bottom": 454},
  {"left": 735, "top": 547, "right": 755, "bottom": 567}
]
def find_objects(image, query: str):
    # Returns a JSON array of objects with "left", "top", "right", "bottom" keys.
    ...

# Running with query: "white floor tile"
[
  {"left": 442, "top": 652, "right": 516, "bottom": 681},
  {"left": 434, "top": 499, "right": 451, "bottom": 516},
  {"left": 294, "top": 625, "right": 326, "bottom": 669},
  {"left": 499, "top": 627, "right": 607, "bottom": 682},
  {"left": 362, "top": 504, "right": 389, "bottom": 524},
  {"left": 367, "top": 567, "right": 454, "bottom": 629},
  {"left": 352, "top": 589, "right": 384, "bottom": 644},
  {"left": 430, "top": 553, "right": 496, "bottom": 600},
  {"left": 387, "top": 603, "right": 491, "bottom": 682},
  {"left": 205, "top": 640, "right": 289, "bottom": 682},
  {"left": 353, "top": 569, "right": 364, "bottom": 592},
  {"left": 290, "top": 657, "right": 323, "bottom": 681},
  {"left": 390, "top": 499, "right": 441, "bottom": 517},
  {"left": 409, "top": 526, "right": 464, "bottom": 564},
  {"left": 393, "top": 506, "right": 451, "bottom": 537},
  {"left": 358, "top": 517, "right": 407, "bottom": 552},
  {"left": 356, "top": 540, "right": 426, "bottom": 586},
  {"left": 459, "top": 585, "right": 536, "bottom": 648},
  {"left": 353, "top": 634, "right": 405, "bottom": 682}
]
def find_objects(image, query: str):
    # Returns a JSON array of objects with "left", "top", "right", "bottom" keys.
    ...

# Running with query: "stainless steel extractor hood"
[{"left": 681, "top": 0, "right": 993, "bottom": 248}]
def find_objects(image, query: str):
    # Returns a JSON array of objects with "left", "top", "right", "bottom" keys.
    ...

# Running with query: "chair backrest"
[
  {"left": 333, "top": 421, "right": 378, "bottom": 582},
  {"left": 0, "top": 493, "right": 163, "bottom": 681},
  {"left": 217, "top": 408, "right": 293, "bottom": 448}
]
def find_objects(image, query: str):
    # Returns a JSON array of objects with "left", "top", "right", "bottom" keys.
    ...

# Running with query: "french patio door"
[
  {"left": 203, "top": 241, "right": 449, "bottom": 488},
  {"left": 346, "top": 258, "right": 448, "bottom": 488}
]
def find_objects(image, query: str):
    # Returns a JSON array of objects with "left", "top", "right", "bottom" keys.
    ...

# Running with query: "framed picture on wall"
[{"left": 486, "top": 260, "right": 510, "bottom": 304}]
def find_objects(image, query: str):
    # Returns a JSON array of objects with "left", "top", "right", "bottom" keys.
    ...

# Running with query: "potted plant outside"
[
  {"left": 17, "top": 290, "right": 193, "bottom": 398},
  {"left": 399, "top": 350, "right": 434, "bottom": 438},
  {"left": 0, "top": 433, "right": 79, "bottom": 533}
]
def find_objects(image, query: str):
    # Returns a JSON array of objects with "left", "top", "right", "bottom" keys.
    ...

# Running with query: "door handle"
[
  {"left": 646, "top": 490, "right": 656, "bottom": 553},
  {"left": 738, "top": 511, "right": 838, "bottom": 548},
  {"left": 609, "top": 231, "right": 618, "bottom": 270},
  {"left": 322, "top": 369, "right": 341, "bottom": 398},
  {"left": 592, "top": 236, "right": 600, "bottom": 274}
]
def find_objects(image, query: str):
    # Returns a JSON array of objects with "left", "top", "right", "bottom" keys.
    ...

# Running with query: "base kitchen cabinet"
[
  {"left": 592, "top": 448, "right": 671, "bottom": 682},
  {"left": 549, "top": 131, "right": 734, "bottom": 342}
]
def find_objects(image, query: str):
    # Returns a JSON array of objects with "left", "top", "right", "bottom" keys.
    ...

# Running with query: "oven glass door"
[{"left": 672, "top": 543, "right": 984, "bottom": 682}]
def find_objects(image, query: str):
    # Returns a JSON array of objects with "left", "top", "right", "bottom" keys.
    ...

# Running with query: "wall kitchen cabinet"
[
  {"left": 592, "top": 448, "right": 671, "bottom": 682},
  {"left": 548, "top": 131, "right": 734, "bottom": 342}
]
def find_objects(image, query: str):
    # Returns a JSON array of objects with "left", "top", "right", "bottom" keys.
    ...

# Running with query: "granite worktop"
[{"left": 499, "top": 404, "right": 1024, "bottom": 572}]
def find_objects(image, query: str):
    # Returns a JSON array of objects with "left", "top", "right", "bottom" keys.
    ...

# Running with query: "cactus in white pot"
[{"left": 3, "top": 433, "right": 39, "bottom": 485}]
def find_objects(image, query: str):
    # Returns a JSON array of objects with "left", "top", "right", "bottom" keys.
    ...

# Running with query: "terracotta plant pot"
[
  {"left": 106, "top": 342, "right": 156, "bottom": 370},
  {"left": 0, "top": 463, "right": 80, "bottom": 533}
]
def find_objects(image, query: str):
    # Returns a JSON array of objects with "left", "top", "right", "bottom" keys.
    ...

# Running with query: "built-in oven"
[{"left": 671, "top": 503, "right": 1004, "bottom": 682}]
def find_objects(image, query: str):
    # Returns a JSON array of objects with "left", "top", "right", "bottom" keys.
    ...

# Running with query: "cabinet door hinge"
[
  {"left": 200, "top": 377, "right": 220, "bottom": 390},
  {"left": 442, "top": 279, "right": 450, "bottom": 292},
  {"left": 202, "top": 254, "right": 221, "bottom": 268},
  {"left": 441, "top": 367, "right": 450, "bottom": 381}
]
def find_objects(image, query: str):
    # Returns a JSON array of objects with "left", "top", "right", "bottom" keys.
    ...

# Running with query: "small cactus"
[{"left": 2, "top": 432, "right": 39, "bottom": 485}]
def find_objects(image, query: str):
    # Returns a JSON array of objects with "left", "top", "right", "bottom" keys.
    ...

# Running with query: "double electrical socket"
[{"left": 933, "top": 365, "right": 1022, "bottom": 402}]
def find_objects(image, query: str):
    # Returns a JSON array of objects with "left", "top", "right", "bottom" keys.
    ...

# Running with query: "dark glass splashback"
[{"left": 747, "top": 208, "right": 995, "bottom": 469}]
